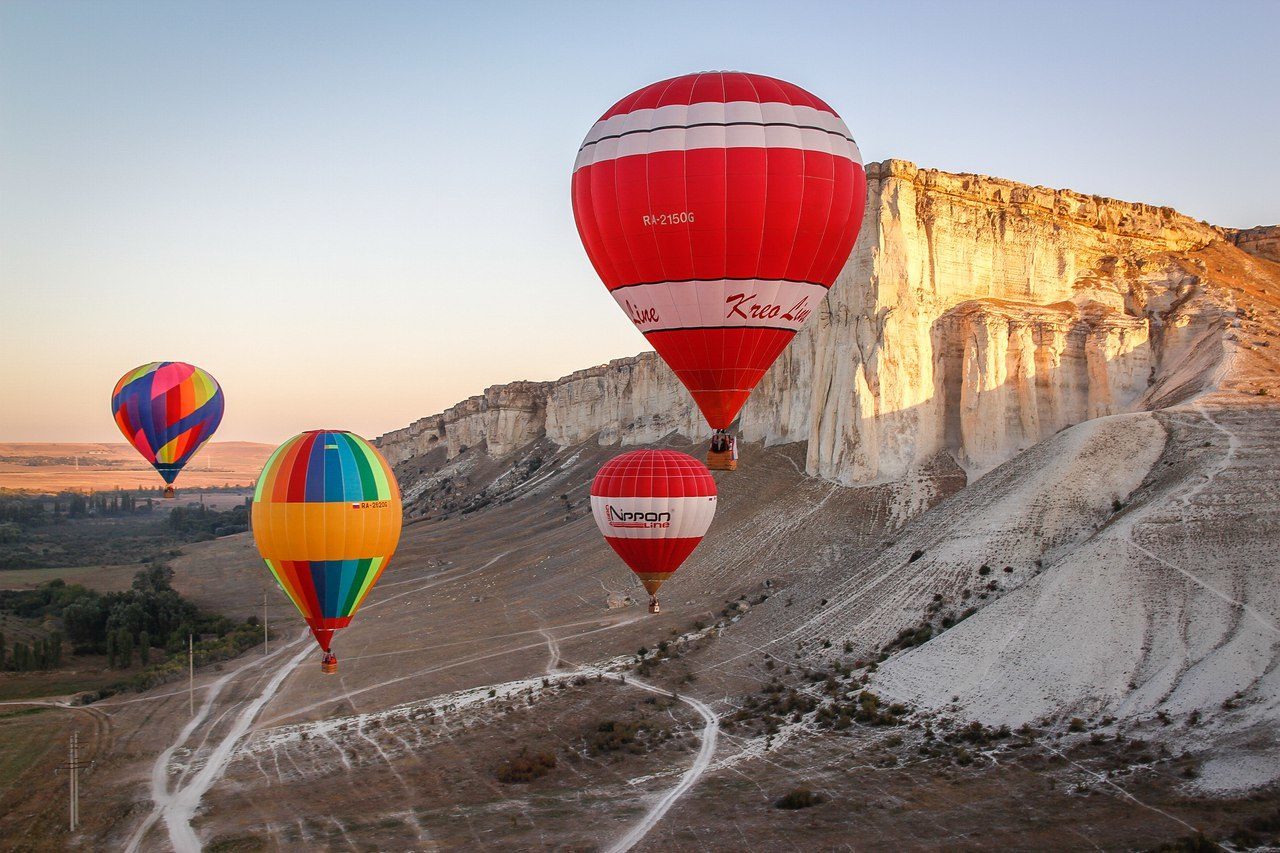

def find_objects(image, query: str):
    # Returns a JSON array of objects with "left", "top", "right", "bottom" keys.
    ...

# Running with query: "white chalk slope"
[{"left": 868, "top": 401, "right": 1280, "bottom": 792}]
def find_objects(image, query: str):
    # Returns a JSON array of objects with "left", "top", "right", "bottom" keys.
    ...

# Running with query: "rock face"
[
  {"left": 379, "top": 160, "right": 1238, "bottom": 494},
  {"left": 379, "top": 381, "right": 551, "bottom": 465},
  {"left": 1229, "top": 225, "right": 1280, "bottom": 263}
]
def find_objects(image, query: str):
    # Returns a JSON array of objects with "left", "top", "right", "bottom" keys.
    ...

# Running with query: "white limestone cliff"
[{"left": 379, "top": 160, "right": 1238, "bottom": 494}]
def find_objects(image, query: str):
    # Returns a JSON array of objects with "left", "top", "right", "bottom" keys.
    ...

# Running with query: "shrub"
[
  {"left": 495, "top": 748, "right": 557, "bottom": 783},
  {"left": 589, "top": 719, "right": 648, "bottom": 755},
  {"left": 1068, "top": 717, "right": 1086, "bottom": 732},
  {"left": 775, "top": 787, "right": 823, "bottom": 810}
]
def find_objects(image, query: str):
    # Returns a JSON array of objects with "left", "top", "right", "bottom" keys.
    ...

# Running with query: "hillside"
[{"left": 7, "top": 161, "right": 1278, "bottom": 851}]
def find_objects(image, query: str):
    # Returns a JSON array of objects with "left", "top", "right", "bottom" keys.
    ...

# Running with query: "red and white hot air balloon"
[
  {"left": 590, "top": 450, "right": 717, "bottom": 613},
  {"left": 571, "top": 71, "right": 867, "bottom": 463}
]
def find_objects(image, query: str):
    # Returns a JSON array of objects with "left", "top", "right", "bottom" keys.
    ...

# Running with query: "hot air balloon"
[
  {"left": 251, "top": 430, "right": 402, "bottom": 673},
  {"left": 590, "top": 450, "right": 717, "bottom": 613},
  {"left": 571, "top": 72, "right": 867, "bottom": 468},
  {"left": 111, "top": 362, "right": 225, "bottom": 498}
]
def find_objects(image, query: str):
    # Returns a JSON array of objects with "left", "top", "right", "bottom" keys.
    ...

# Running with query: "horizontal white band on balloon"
[
  {"left": 583, "top": 101, "right": 854, "bottom": 147},
  {"left": 575, "top": 102, "right": 862, "bottom": 172},
  {"left": 608, "top": 279, "right": 830, "bottom": 333},
  {"left": 590, "top": 495, "right": 718, "bottom": 540}
]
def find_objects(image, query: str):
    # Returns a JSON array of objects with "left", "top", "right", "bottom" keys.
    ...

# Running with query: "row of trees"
[
  {"left": 64, "top": 565, "right": 204, "bottom": 653},
  {"left": 0, "top": 630, "right": 63, "bottom": 671},
  {"left": 167, "top": 502, "right": 250, "bottom": 539},
  {"left": 0, "top": 565, "right": 201, "bottom": 657},
  {"left": 1, "top": 565, "right": 265, "bottom": 679},
  {"left": 0, "top": 491, "right": 156, "bottom": 527},
  {"left": 105, "top": 627, "right": 155, "bottom": 669}
]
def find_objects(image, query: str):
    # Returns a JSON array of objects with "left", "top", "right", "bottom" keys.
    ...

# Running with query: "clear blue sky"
[{"left": 2, "top": 0, "right": 1276, "bottom": 442}]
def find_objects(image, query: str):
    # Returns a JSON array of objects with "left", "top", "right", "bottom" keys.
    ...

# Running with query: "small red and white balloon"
[{"left": 589, "top": 449, "right": 717, "bottom": 612}]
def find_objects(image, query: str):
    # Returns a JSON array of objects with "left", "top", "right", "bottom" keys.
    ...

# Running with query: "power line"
[{"left": 55, "top": 731, "right": 90, "bottom": 832}]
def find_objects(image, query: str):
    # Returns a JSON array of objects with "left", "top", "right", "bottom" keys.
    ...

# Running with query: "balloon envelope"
[
  {"left": 590, "top": 450, "right": 717, "bottom": 596},
  {"left": 111, "top": 361, "right": 224, "bottom": 485},
  {"left": 251, "top": 430, "right": 402, "bottom": 653},
  {"left": 572, "top": 71, "right": 867, "bottom": 429}
]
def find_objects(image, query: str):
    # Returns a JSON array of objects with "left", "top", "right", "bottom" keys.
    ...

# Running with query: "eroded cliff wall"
[{"left": 379, "top": 160, "right": 1237, "bottom": 492}]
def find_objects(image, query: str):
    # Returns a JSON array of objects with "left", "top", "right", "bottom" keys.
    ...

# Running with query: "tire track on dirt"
[{"left": 122, "top": 632, "right": 309, "bottom": 853}]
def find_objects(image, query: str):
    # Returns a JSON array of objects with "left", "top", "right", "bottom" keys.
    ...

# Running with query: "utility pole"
[
  {"left": 188, "top": 633, "right": 194, "bottom": 716},
  {"left": 57, "top": 731, "right": 88, "bottom": 831}
]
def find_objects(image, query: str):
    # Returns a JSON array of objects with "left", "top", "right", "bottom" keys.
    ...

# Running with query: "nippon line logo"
[{"left": 606, "top": 504, "right": 671, "bottom": 529}]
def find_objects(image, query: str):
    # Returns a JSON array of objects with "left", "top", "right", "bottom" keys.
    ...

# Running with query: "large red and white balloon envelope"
[{"left": 572, "top": 71, "right": 866, "bottom": 429}]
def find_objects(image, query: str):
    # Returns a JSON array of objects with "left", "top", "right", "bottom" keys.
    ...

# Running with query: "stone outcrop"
[
  {"left": 1229, "top": 225, "right": 1280, "bottom": 263},
  {"left": 379, "top": 160, "right": 1238, "bottom": 491},
  {"left": 378, "top": 381, "right": 551, "bottom": 465}
]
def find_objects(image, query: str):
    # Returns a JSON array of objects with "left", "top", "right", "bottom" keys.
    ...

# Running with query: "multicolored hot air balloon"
[
  {"left": 590, "top": 450, "right": 717, "bottom": 613},
  {"left": 571, "top": 72, "right": 867, "bottom": 462},
  {"left": 111, "top": 361, "right": 225, "bottom": 498},
  {"left": 251, "top": 430, "right": 402, "bottom": 673}
]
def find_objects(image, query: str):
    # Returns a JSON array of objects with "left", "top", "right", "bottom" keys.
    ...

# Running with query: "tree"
[
  {"left": 105, "top": 631, "right": 117, "bottom": 669},
  {"left": 0, "top": 630, "right": 5, "bottom": 670},
  {"left": 132, "top": 564, "right": 175, "bottom": 594},
  {"left": 116, "top": 627, "right": 134, "bottom": 669},
  {"left": 63, "top": 595, "right": 107, "bottom": 648},
  {"left": 139, "top": 630, "right": 151, "bottom": 666},
  {"left": 49, "top": 631, "right": 63, "bottom": 668}
]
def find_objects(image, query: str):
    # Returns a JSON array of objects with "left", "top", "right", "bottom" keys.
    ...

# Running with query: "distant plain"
[{"left": 0, "top": 442, "right": 274, "bottom": 493}]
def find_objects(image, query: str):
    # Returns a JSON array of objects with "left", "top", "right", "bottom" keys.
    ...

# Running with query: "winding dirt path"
[
  {"left": 601, "top": 673, "right": 719, "bottom": 853},
  {"left": 544, "top": 626, "right": 721, "bottom": 853},
  {"left": 122, "top": 633, "right": 310, "bottom": 853}
]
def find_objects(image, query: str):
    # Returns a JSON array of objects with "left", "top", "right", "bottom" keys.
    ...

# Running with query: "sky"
[{"left": 2, "top": 0, "right": 1277, "bottom": 443}]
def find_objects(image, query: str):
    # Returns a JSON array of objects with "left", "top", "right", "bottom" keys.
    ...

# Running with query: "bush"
[
  {"left": 588, "top": 719, "right": 655, "bottom": 755},
  {"left": 775, "top": 787, "right": 823, "bottom": 810},
  {"left": 495, "top": 748, "right": 557, "bottom": 783},
  {"left": 1068, "top": 717, "right": 1086, "bottom": 732}
]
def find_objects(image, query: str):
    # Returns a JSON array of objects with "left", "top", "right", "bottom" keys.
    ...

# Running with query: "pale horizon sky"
[{"left": 2, "top": 0, "right": 1277, "bottom": 443}]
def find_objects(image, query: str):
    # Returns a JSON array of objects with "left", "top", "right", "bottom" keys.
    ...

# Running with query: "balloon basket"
[
  {"left": 706, "top": 450, "right": 737, "bottom": 471},
  {"left": 648, "top": 596, "right": 661, "bottom": 614},
  {"left": 163, "top": 485, "right": 177, "bottom": 500},
  {"left": 320, "top": 653, "right": 338, "bottom": 675}
]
